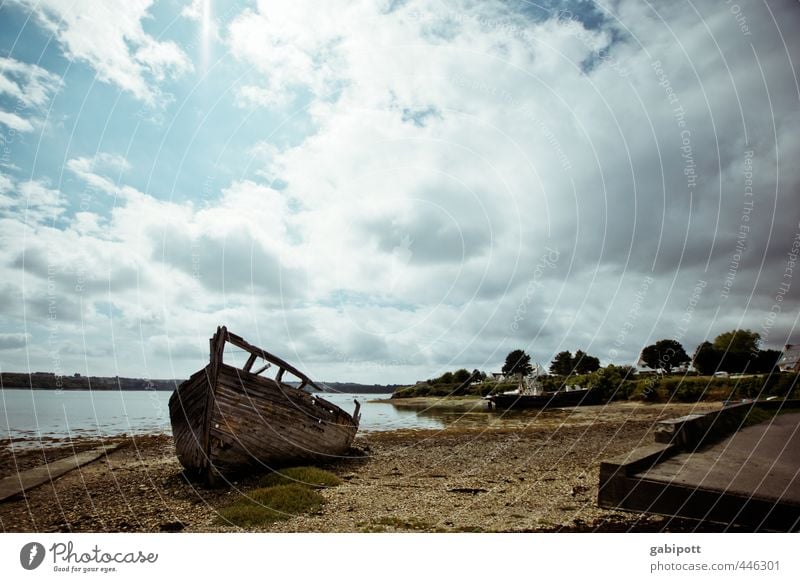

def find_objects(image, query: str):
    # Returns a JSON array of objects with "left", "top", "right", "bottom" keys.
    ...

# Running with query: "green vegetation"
[
  {"left": 258, "top": 466, "right": 342, "bottom": 489},
  {"left": 216, "top": 484, "right": 325, "bottom": 527},
  {"left": 502, "top": 349, "right": 533, "bottom": 377},
  {"left": 640, "top": 339, "right": 690, "bottom": 373},
  {"left": 217, "top": 466, "right": 342, "bottom": 528},
  {"left": 392, "top": 367, "right": 497, "bottom": 398},
  {"left": 548, "top": 349, "right": 601, "bottom": 375},
  {"left": 693, "top": 342, "right": 720, "bottom": 375},
  {"left": 550, "top": 351, "right": 574, "bottom": 375},
  {"left": 391, "top": 381, "right": 519, "bottom": 398},
  {"left": 591, "top": 371, "right": 800, "bottom": 403},
  {"left": 393, "top": 329, "right": 794, "bottom": 403},
  {"left": 692, "top": 330, "right": 781, "bottom": 374}
]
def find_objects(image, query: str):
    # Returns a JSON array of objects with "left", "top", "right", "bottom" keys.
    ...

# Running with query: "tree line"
[
  {"left": 393, "top": 327, "right": 787, "bottom": 399},
  {"left": 516, "top": 328, "right": 782, "bottom": 378},
  {"left": 638, "top": 329, "right": 781, "bottom": 375}
]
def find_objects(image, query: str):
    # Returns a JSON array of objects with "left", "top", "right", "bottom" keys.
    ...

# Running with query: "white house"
[{"left": 778, "top": 344, "right": 800, "bottom": 372}]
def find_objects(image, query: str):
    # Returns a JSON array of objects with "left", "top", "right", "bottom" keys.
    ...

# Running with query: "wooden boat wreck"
[{"left": 169, "top": 326, "right": 360, "bottom": 481}]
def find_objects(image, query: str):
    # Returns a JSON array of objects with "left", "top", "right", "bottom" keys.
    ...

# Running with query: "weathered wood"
[
  {"left": 202, "top": 328, "right": 227, "bottom": 476},
  {"left": 251, "top": 363, "right": 271, "bottom": 375},
  {"left": 0, "top": 444, "right": 123, "bottom": 502},
  {"left": 243, "top": 353, "right": 258, "bottom": 372},
  {"left": 223, "top": 329, "right": 325, "bottom": 392},
  {"left": 169, "top": 327, "right": 359, "bottom": 480}
]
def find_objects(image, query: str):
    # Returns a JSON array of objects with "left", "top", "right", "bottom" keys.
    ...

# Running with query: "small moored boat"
[
  {"left": 169, "top": 326, "right": 360, "bottom": 481},
  {"left": 487, "top": 388, "right": 598, "bottom": 410}
]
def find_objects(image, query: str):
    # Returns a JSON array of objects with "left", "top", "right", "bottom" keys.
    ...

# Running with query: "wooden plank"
[
  {"left": 169, "top": 370, "right": 210, "bottom": 471},
  {"left": 216, "top": 365, "right": 354, "bottom": 422},
  {"left": 222, "top": 328, "right": 324, "bottom": 392},
  {"left": 251, "top": 363, "right": 271, "bottom": 375},
  {"left": 243, "top": 353, "right": 258, "bottom": 372},
  {"left": 201, "top": 328, "right": 226, "bottom": 475},
  {"left": 0, "top": 444, "right": 123, "bottom": 502}
]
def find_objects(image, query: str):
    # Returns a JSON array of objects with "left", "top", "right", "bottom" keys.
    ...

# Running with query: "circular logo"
[{"left": 20, "top": 542, "right": 46, "bottom": 570}]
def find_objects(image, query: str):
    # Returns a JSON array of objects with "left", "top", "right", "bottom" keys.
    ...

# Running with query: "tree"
[
  {"left": 450, "top": 369, "right": 472, "bottom": 395},
  {"left": 550, "top": 349, "right": 600, "bottom": 375},
  {"left": 502, "top": 349, "right": 533, "bottom": 377},
  {"left": 712, "top": 329, "right": 760, "bottom": 355},
  {"left": 753, "top": 349, "right": 781, "bottom": 374},
  {"left": 712, "top": 329, "right": 761, "bottom": 372},
  {"left": 693, "top": 341, "right": 721, "bottom": 375},
  {"left": 589, "top": 366, "right": 623, "bottom": 402},
  {"left": 617, "top": 365, "right": 637, "bottom": 380},
  {"left": 550, "top": 351, "right": 574, "bottom": 375},
  {"left": 452, "top": 369, "right": 471, "bottom": 383},
  {"left": 573, "top": 350, "right": 600, "bottom": 374},
  {"left": 470, "top": 369, "right": 486, "bottom": 382},
  {"left": 640, "top": 339, "right": 690, "bottom": 374}
]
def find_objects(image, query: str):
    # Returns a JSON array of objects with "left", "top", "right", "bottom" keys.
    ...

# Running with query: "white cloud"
[
  {"left": 0, "top": 110, "right": 35, "bottom": 132},
  {"left": 0, "top": 56, "right": 61, "bottom": 134},
  {"left": 0, "top": 56, "right": 61, "bottom": 107},
  {"left": 15, "top": 0, "right": 192, "bottom": 106},
  {"left": 0, "top": 332, "right": 29, "bottom": 349},
  {"left": 227, "top": 1, "right": 353, "bottom": 106},
  {"left": 1, "top": 0, "right": 799, "bottom": 381},
  {"left": 66, "top": 153, "right": 132, "bottom": 195},
  {"left": 181, "top": 0, "right": 205, "bottom": 21},
  {"left": 218, "top": 0, "right": 800, "bottom": 377},
  {"left": 181, "top": 0, "right": 220, "bottom": 44},
  {"left": 0, "top": 176, "right": 66, "bottom": 224},
  {"left": 0, "top": 173, "right": 12, "bottom": 194}
]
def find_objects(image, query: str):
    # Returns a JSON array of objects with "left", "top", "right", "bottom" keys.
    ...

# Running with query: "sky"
[{"left": 0, "top": 0, "right": 798, "bottom": 383}]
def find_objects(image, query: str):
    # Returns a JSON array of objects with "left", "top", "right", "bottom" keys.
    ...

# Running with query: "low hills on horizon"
[{"left": 0, "top": 371, "right": 399, "bottom": 394}]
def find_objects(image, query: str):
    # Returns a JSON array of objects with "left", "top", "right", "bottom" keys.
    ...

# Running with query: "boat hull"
[
  {"left": 169, "top": 332, "right": 359, "bottom": 480},
  {"left": 488, "top": 389, "right": 598, "bottom": 410}
]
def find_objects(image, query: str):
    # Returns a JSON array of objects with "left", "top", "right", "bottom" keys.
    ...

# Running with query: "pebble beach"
[{"left": 0, "top": 401, "right": 727, "bottom": 533}]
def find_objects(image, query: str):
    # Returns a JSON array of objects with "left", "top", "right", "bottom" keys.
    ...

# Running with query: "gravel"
[{"left": 0, "top": 402, "right": 726, "bottom": 532}]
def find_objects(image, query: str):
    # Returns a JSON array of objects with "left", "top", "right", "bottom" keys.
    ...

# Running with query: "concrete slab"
[
  {"left": 0, "top": 444, "right": 123, "bottom": 502},
  {"left": 640, "top": 412, "right": 800, "bottom": 505},
  {"left": 598, "top": 404, "right": 800, "bottom": 531}
]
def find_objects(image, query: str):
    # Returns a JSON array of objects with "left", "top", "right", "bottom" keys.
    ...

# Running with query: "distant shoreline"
[
  {"left": 0, "top": 372, "right": 399, "bottom": 394},
  {"left": 0, "top": 373, "right": 180, "bottom": 391},
  {"left": 0, "top": 386, "right": 178, "bottom": 391}
]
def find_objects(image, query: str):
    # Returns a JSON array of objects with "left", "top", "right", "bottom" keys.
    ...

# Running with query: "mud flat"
[{"left": 0, "top": 402, "right": 729, "bottom": 532}]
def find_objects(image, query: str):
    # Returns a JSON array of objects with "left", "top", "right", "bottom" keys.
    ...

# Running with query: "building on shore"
[{"left": 778, "top": 344, "right": 800, "bottom": 372}]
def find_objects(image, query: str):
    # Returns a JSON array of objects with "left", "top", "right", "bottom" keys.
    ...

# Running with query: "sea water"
[{"left": 0, "top": 389, "right": 443, "bottom": 441}]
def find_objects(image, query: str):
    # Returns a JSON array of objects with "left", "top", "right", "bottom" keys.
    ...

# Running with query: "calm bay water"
[{"left": 0, "top": 389, "right": 443, "bottom": 441}]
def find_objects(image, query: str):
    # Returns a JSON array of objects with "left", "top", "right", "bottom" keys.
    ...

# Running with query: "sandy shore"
[{"left": 0, "top": 401, "right": 728, "bottom": 533}]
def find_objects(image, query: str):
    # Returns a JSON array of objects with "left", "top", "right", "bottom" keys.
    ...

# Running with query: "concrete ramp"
[
  {"left": 598, "top": 401, "right": 800, "bottom": 532},
  {"left": 0, "top": 444, "right": 123, "bottom": 502}
]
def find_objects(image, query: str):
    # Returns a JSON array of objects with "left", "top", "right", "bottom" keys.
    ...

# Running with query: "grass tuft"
[
  {"left": 216, "top": 484, "right": 325, "bottom": 527},
  {"left": 258, "top": 466, "right": 342, "bottom": 489}
]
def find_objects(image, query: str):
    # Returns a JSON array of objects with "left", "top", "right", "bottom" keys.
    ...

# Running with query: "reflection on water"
[
  {"left": 1, "top": 389, "right": 452, "bottom": 440},
  {"left": 313, "top": 393, "right": 443, "bottom": 432},
  {"left": 329, "top": 394, "right": 594, "bottom": 432},
  {"left": 1, "top": 388, "right": 172, "bottom": 441},
  {"left": 406, "top": 402, "right": 580, "bottom": 431},
  {"left": 1, "top": 389, "right": 583, "bottom": 441}
]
